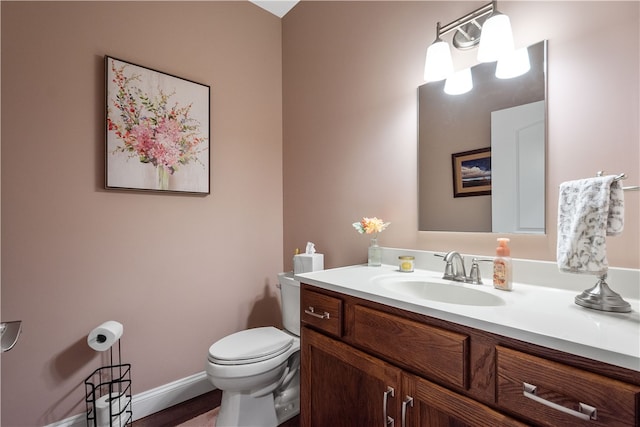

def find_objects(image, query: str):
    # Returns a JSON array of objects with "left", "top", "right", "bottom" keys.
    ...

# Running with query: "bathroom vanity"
[{"left": 296, "top": 251, "right": 640, "bottom": 427}]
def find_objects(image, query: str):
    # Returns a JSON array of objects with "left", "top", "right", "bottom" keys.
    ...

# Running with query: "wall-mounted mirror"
[{"left": 418, "top": 40, "right": 547, "bottom": 234}]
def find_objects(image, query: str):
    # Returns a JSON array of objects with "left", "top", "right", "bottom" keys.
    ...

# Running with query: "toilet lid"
[{"left": 208, "top": 327, "right": 293, "bottom": 365}]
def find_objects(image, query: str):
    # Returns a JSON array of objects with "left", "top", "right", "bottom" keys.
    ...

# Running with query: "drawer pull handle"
[
  {"left": 383, "top": 386, "right": 395, "bottom": 427},
  {"left": 523, "top": 382, "right": 597, "bottom": 421},
  {"left": 304, "top": 306, "right": 330, "bottom": 320},
  {"left": 401, "top": 396, "right": 413, "bottom": 427}
]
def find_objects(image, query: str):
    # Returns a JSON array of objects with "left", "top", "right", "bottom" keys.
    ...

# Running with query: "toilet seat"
[{"left": 208, "top": 327, "right": 294, "bottom": 365}]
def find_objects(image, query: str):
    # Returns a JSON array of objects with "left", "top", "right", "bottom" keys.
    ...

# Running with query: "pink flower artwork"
[{"left": 106, "top": 56, "right": 210, "bottom": 194}]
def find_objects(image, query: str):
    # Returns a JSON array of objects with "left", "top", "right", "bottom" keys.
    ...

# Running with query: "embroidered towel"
[{"left": 557, "top": 175, "right": 624, "bottom": 275}]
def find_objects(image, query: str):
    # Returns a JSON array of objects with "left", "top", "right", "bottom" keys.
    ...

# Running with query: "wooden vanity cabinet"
[
  {"left": 300, "top": 283, "right": 640, "bottom": 427},
  {"left": 301, "top": 326, "right": 525, "bottom": 427},
  {"left": 301, "top": 327, "right": 402, "bottom": 427},
  {"left": 300, "top": 283, "right": 521, "bottom": 426}
]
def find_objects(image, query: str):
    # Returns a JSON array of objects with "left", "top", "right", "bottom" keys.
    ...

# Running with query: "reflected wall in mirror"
[{"left": 418, "top": 40, "right": 547, "bottom": 234}]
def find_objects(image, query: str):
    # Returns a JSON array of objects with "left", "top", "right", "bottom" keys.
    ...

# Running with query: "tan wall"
[
  {"left": 283, "top": 1, "right": 639, "bottom": 270},
  {"left": 1, "top": 2, "right": 284, "bottom": 425},
  {"left": 2, "top": 1, "right": 639, "bottom": 425}
]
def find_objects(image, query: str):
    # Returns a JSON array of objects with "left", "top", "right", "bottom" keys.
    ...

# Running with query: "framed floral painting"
[{"left": 105, "top": 56, "right": 210, "bottom": 194}]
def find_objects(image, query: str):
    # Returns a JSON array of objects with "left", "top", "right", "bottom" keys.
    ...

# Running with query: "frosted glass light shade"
[
  {"left": 496, "top": 47, "right": 530, "bottom": 79},
  {"left": 424, "top": 40, "right": 454, "bottom": 82},
  {"left": 477, "top": 13, "right": 514, "bottom": 63},
  {"left": 444, "top": 68, "right": 473, "bottom": 95}
]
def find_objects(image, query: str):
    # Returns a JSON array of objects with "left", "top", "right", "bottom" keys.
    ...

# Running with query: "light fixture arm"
[
  {"left": 433, "top": 22, "right": 444, "bottom": 42},
  {"left": 437, "top": 1, "right": 495, "bottom": 39}
]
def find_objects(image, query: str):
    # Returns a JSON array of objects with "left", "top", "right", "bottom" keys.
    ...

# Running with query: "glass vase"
[
  {"left": 157, "top": 165, "right": 170, "bottom": 191},
  {"left": 368, "top": 237, "right": 382, "bottom": 267}
]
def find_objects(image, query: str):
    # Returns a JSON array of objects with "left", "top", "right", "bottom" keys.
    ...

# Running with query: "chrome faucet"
[
  {"left": 439, "top": 252, "right": 491, "bottom": 284},
  {"left": 442, "top": 251, "right": 467, "bottom": 282}
]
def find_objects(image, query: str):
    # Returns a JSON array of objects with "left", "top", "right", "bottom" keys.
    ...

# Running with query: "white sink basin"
[{"left": 375, "top": 276, "right": 505, "bottom": 306}]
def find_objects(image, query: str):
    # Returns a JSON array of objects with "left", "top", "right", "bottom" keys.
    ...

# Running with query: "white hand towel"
[{"left": 557, "top": 175, "right": 624, "bottom": 275}]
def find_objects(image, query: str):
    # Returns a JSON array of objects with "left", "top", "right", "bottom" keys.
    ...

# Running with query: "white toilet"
[{"left": 206, "top": 272, "right": 301, "bottom": 427}]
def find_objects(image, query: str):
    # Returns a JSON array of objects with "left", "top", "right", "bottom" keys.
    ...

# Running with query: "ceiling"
[{"left": 249, "top": 0, "right": 300, "bottom": 18}]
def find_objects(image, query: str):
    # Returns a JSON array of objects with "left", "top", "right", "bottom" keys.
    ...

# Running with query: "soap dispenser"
[{"left": 493, "top": 238, "right": 512, "bottom": 291}]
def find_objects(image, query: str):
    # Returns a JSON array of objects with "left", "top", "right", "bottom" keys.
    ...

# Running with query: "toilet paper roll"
[
  {"left": 87, "top": 321, "right": 123, "bottom": 352},
  {"left": 95, "top": 392, "right": 130, "bottom": 427}
]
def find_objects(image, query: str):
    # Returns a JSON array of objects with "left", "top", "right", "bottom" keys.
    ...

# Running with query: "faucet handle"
[
  {"left": 435, "top": 253, "right": 456, "bottom": 280},
  {"left": 467, "top": 258, "right": 492, "bottom": 285},
  {"left": 433, "top": 254, "right": 454, "bottom": 280},
  {"left": 443, "top": 261, "right": 455, "bottom": 281}
]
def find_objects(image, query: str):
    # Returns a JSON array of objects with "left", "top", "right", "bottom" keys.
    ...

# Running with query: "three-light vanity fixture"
[{"left": 424, "top": 1, "right": 530, "bottom": 95}]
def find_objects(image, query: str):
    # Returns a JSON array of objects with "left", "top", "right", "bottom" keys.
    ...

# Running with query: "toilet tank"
[{"left": 277, "top": 272, "right": 300, "bottom": 336}]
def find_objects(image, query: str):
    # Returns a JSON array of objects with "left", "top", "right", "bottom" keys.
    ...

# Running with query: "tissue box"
[{"left": 294, "top": 254, "right": 324, "bottom": 274}]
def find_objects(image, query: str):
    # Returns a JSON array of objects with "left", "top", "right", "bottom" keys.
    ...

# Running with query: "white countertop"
[{"left": 295, "top": 259, "right": 640, "bottom": 372}]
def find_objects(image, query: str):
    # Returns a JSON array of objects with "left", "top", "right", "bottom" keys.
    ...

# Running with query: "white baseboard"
[{"left": 46, "top": 371, "right": 215, "bottom": 427}]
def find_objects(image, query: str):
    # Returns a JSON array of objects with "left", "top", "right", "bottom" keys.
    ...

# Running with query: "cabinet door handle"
[
  {"left": 401, "top": 396, "right": 413, "bottom": 427},
  {"left": 304, "top": 306, "right": 330, "bottom": 320},
  {"left": 523, "top": 382, "right": 597, "bottom": 421},
  {"left": 383, "top": 386, "right": 395, "bottom": 427}
]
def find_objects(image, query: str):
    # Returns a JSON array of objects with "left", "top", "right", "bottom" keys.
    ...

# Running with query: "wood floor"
[{"left": 132, "top": 390, "right": 299, "bottom": 427}]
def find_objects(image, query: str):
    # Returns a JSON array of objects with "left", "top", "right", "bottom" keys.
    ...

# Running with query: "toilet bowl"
[{"left": 206, "top": 272, "right": 301, "bottom": 427}]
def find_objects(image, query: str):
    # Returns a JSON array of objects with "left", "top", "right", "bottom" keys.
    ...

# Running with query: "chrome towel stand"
[
  {"left": 574, "top": 171, "right": 635, "bottom": 313},
  {"left": 575, "top": 273, "right": 631, "bottom": 312}
]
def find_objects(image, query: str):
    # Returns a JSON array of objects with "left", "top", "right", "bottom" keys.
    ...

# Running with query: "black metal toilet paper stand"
[{"left": 84, "top": 340, "right": 132, "bottom": 427}]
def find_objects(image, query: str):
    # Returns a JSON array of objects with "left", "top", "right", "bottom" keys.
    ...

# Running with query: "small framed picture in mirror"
[{"left": 451, "top": 148, "right": 492, "bottom": 197}]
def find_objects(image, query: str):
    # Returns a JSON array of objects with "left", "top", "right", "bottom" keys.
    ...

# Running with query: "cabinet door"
[
  {"left": 402, "top": 373, "right": 527, "bottom": 427},
  {"left": 301, "top": 327, "right": 401, "bottom": 427}
]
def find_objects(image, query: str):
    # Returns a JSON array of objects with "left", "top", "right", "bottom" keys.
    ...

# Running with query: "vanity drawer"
[
  {"left": 496, "top": 346, "right": 640, "bottom": 427},
  {"left": 300, "top": 287, "right": 343, "bottom": 337},
  {"left": 352, "top": 305, "right": 469, "bottom": 389}
]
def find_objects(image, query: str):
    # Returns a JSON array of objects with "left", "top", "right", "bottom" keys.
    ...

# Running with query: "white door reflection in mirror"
[{"left": 491, "top": 100, "right": 545, "bottom": 233}]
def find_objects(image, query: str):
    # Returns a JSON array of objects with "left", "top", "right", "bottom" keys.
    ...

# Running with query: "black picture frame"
[
  {"left": 451, "top": 147, "right": 492, "bottom": 197},
  {"left": 105, "top": 56, "right": 210, "bottom": 194}
]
